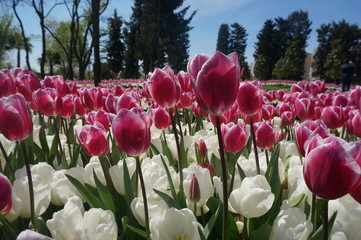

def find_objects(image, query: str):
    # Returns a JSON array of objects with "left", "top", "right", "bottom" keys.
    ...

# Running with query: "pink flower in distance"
[
  {"left": 0, "top": 93, "right": 33, "bottom": 141},
  {"left": 152, "top": 107, "right": 171, "bottom": 130},
  {"left": 60, "top": 95, "right": 75, "bottom": 118},
  {"left": 147, "top": 66, "right": 181, "bottom": 108},
  {"left": 0, "top": 69, "right": 16, "bottom": 97},
  {"left": 112, "top": 107, "right": 151, "bottom": 156},
  {"left": 76, "top": 122, "right": 109, "bottom": 156},
  {"left": 85, "top": 109, "right": 111, "bottom": 132},
  {"left": 15, "top": 69, "right": 41, "bottom": 101},
  {"left": 0, "top": 173, "right": 12, "bottom": 215},
  {"left": 74, "top": 96, "right": 89, "bottom": 116},
  {"left": 262, "top": 104, "right": 275, "bottom": 121},
  {"left": 192, "top": 51, "right": 240, "bottom": 116},
  {"left": 254, "top": 121, "right": 275, "bottom": 150},
  {"left": 321, "top": 105, "right": 345, "bottom": 130},
  {"left": 237, "top": 81, "right": 263, "bottom": 116},
  {"left": 221, "top": 122, "right": 249, "bottom": 153},
  {"left": 80, "top": 87, "right": 103, "bottom": 111},
  {"left": 304, "top": 136, "right": 361, "bottom": 200},
  {"left": 281, "top": 111, "right": 295, "bottom": 126},
  {"left": 295, "top": 97, "right": 315, "bottom": 121},
  {"left": 32, "top": 88, "right": 63, "bottom": 116}
]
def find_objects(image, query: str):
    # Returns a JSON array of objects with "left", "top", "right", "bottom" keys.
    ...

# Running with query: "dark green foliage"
[
  {"left": 106, "top": 9, "right": 125, "bottom": 78},
  {"left": 216, "top": 24, "right": 230, "bottom": 54}
]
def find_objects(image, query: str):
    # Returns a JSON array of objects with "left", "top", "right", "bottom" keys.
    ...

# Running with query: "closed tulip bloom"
[
  {"left": 281, "top": 111, "right": 295, "bottom": 126},
  {"left": 318, "top": 93, "right": 333, "bottom": 107},
  {"left": 332, "top": 94, "right": 348, "bottom": 107},
  {"left": 32, "top": 88, "right": 63, "bottom": 116},
  {"left": 114, "top": 85, "right": 125, "bottom": 96},
  {"left": 187, "top": 53, "right": 210, "bottom": 80},
  {"left": 321, "top": 105, "right": 345, "bottom": 129},
  {"left": 295, "top": 97, "right": 315, "bottom": 121},
  {"left": 60, "top": 95, "right": 74, "bottom": 118},
  {"left": 241, "top": 110, "right": 262, "bottom": 125},
  {"left": 76, "top": 122, "right": 109, "bottom": 156},
  {"left": 349, "top": 86, "right": 361, "bottom": 109},
  {"left": 192, "top": 51, "right": 240, "bottom": 116},
  {"left": 221, "top": 122, "right": 249, "bottom": 153},
  {"left": 81, "top": 87, "right": 103, "bottom": 111},
  {"left": 304, "top": 136, "right": 361, "bottom": 200},
  {"left": 0, "top": 173, "right": 12, "bottom": 216},
  {"left": 104, "top": 94, "right": 118, "bottom": 114},
  {"left": 237, "top": 81, "right": 263, "bottom": 116},
  {"left": 153, "top": 107, "right": 171, "bottom": 130},
  {"left": 351, "top": 113, "right": 361, "bottom": 138},
  {"left": 189, "top": 174, "right": 201, "bottom": 204},
  {"left": 115, "top": 92, "right": 139, "bottom": 111},
  {"left": 85, "top": 109, "right": 111, "bottom": 132},
  {"left": 0, "top": 70, "right": 16, "bottom": 97},
  {"left": 276, "top": 102, "right": 293, "bottom": 116},
  {"left": 112, "top": 107, "right": 151, "bottom": 156},
  {"left": 0, "top": 93, "right": 33, "bottom": 141},
  {"left": 74, "top": 96, "right": 88, "bottom": 116},
  {"left": 15, "top": 70, "right": 41, "bottom": 102},
  {"left": 197, "top": 139, "right": 207, "bottom": 162},
  {"left": 262, "top": 104, "right": 275, "bottom": 121},
  {"left": 254, "top": 121, "right": 275, "bottom": 150},
  {"left": 178, "top": 92, "right": 193, "bottom": 109},
  {"left": 147, "top": 67, "right": 181, "bottom": 108},
  {"left": 43, "top": 75, "right": 69, "bottom": 97},
  {"left": 177, "top": 70, "right": 193, "bottom": 92}
]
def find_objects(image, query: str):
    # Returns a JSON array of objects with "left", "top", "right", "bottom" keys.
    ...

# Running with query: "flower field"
[{"left": 1, "top": 51, "right": 361, "bottom": 240}]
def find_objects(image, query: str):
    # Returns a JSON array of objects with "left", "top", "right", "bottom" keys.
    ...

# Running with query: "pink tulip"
[
  {"left": 0, "top": 93, "right": 33, "bottom": 141},
  {"left": 241, "top": 110, "right": 262, "bottom": 124},
  {"left": 187, "top": 53, "right": 210, "bottom": 80},
  {"left": 60, "top": 95, "right": 75, "bottom": 118},
  {"left": 265, "top": 90, "right": 276, "bottom": 102},
  {"left": 294, "top": 120, "right": 330, "bottom": 157},
  {"left": 198, "top": 139, "right": 207, "bottom": 162},
  {"left": 192, "top": 51, "right": 240, "bottom": 116},
  {"left": 76, "top": 122, "right": 109, "bottom": 156},
  {"left": 178, "top": 92, "right": 193, "bottom": 109},
  {"left": 199, "top": 163, "right": 215, "bottom": 176},
  {"left": 85, "top": 109, "right": 111, "bottom": 132},
  {"left": 114, "top": 85, "right": 125, "bottom": 96},
  {"left": 74, "top": 96, "right": 88, "bottom": 116},
  {"left": 221, "top": 122, "right": 249, "bottom": 153},
  {"left": 321, "top": 106, "right": 344, "bottom": 129},
  {"left": 15, "top": 70, "right": 41, "bottom": 101},
  {"left": 147, "top": 66, "right": 181, "bottom": 108},
  {"left": 189, "top": 174, "right": 201, "bottom": 203},
  {"left": 43, "top": 75, "right": 69, "bottom": 97},
  {"left": 191, "top": 102, "right": 205, "bottom": 118},
  {"left": 237, "top": 81, "right": 263, "bottom": 116},
  {"left": 262, "top": 104, "right": 275, "bottom": 121},
  {"left": 318, "top": 93, "right": 333, "bottom": 107},
  {"left": 104, "top": 94, "right": 118, "bottom": 114},
  {"left": 295, "top": 97, "right": 315, "bottom": 121},
  {"left": 32, "top": 88, "right": 63, "bottom": 116},
  {"left": 0, "top": 70, "right": 16, "bottom": 97},
  {"left": 112, "top": 107, "right": 151, "bottom": 156},
  {"left": 276, "top": 102, "right": 293, "bottom": 116},
  {"left": 281, "top": 111, "right": 295, "bottom": 126},
  {"left": 0, "top": 173, "right": 12, "bottom": 215},
  {"left": 80, "top": 87, "right": 103, "bottom": 111},
  {"left": 275, "top": 90, "right": 286, "bottom": 101},
  {"left": 177, "top": 70, "right": 193, "bottom": 92},
  {"left": 351, "top": 113, "right": 361, "bottom": 138},
  {"left": 304, "top": 136, "right": 361, "bottom": 200},
  {"left": 332, "top": 94, "right": 348, "bottom": 107},
  {"left": 17, "top": 230, "right": 53, "bottom": 240},
  {"left": 254, "top": 121, "right": 275, "bottom": 150},
  {"left": 152, "top": 107, "right": 171, "bottom": 130},
  {"left": 115, "top": 92, "right": 139, "bottom": 111}
]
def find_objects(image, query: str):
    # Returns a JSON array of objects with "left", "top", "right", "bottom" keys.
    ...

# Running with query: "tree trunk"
[
  {"left": 91, "top": 0, "right": 101, "bottom": 86},
  {"left": 40, "top": 7, "right": 46, "bottom": 78},
  {"left": 17, "top": 48, "right": 21, "bottom": 68}
]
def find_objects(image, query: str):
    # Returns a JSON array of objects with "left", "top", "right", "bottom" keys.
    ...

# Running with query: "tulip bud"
[
  {"left": 321, "top": 105, "right": 344, "bottom": 129},
  {"left": 199, "top": 163, "right": 215, "bottom": 176},
  {"left": 115, "top": 92, "right": 139, "bottom": 111},
  {"left": 254, "top": 121, "right": 275, "bottom": 150},
  {"left": 197, "top": 139, "right": 207, "bottom": 162},
  {"left": 85, "top": 109, "right": 111, "bottom": 132},
  {"left": 60, "top": 95, "right": 75, "bottom": 118},
  {"left": 76, "top": 122, "right": 109, "bottom": 156},
  {"left": 221, "top": 122, "right": 249, "bottom": 153},
  {"left": 152, "top": 107, "right": 171, "bottom": 130},
  {"left": 0, "top": 173, "right": 12, "bottom": 215},
  {"left": 237, "top": 81, "right": 263, "bottom": 116},
  {"left": 0, "top": 93, "right": 33, "bottom": 141},
  {"left": 74, "top": 96, "right": 88, "bottom": 116},
  {"left": 189, "top": 174, "right": 201, "bottom": 204},
  {"left": 15, "top": 69, "right": 41, "bottom": 102},
  {"left": 177, "top": 70, "right": 193, "bottom": 92},
  {"left": 81, "top": 87, "right": 103, "bottom": 111},
  {"left": 187, "top": 53, "right": 210, "bottom": 80}
]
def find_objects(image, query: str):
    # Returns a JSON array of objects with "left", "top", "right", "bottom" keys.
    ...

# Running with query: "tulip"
[
  {"left": 178, "top": 92, "right": 193, "bottom": 109},
  {"left": 152, "top": 107, "right": 171, "bottom": 130},
  {"left": 32, "top": 88, "right": 63, "bottom": 116},
  {"left": 262, "top": 104, "right": 275, "bottom": 121},
  {"left": 147, "top": 67, "right": 181, "bottom": 108},
  {"left": 0, "top": 70, "right": 16, "bottom": 97},
  {"left": 281, "top": 111, "right": 295, "bottom": 126},
  {"left": 114, "top": 85, "right": 125, "bottom": 96},
  {"left": 350, "top": 86, "right": 361, "bottom": 109},
  {"left": 74, "top": 96, "right": 88, "bottom": 116},
  {"left": 109, "top": 157, "right": 137, "bottom": 195},
  {"left": 17, "top": 230, "right": 53, "bottom": 240},
  {"left": 318, "top": 92, "right": 333, "bottom": 107},
  {"left": 15, "top": 70, "right": 41, "bottom": 102},
  {"left": 60, "top": 95, "right": 74, "bottom": 118},
  {"left": 80, "top": 87, "right": 103, "bottom": 111},
  {"left": 332, "top": 94, "right": 348, "bottom": 107},
  {"left": 295, "top": 97, "right": 315, "bottom": 121},
  {"left": 177, "top": 70, "right": 193, "bottom": 92},
  {"left": 43, "top": 75, "right": 69, "bottom": 97},
  {"left": 254, "top": 121, "right": 275, "bottom": 150},
  {"left": 85, "top": 109, "right": 111, "bottom": 132},
  {"left": 0, "top": 173, "right": 12, "bottom": 215},
  {"left": 192, "top": 51, "right": 240, "bottom": 116},
  {"left": 76, "top": 122, "right": 109, "bottom": 156},
  {"left": 0, "top": 93, "right": 33, "bottom": 141},
  {"left": 241, "top": 110, "right": 262, "bottom": 124},
  {"left": 237, "top": 81, "right": 263, "bottom": 116},
  {"left": 112, "top": 107, "right": 151, "bottom": 156},
  {"left": 189, "top": 174, "right": 201, "bottom": 204},
  {"left": 221, "top": 122, "right": 249, "bottom": 153},
  {"left": 350, "top": 113, "right": 361, "bottom": 138},
  {"left": 104, "top": 94, "right": 118, "bottom": 114},
  {"left": 115, "top": 92, "right": 139, "bottom": 111},
  {"left": 321, "top": 105, "right": 344, "bottom": 130},
  {"left": 304, "top": 136, "right": 361, "bottom": 200},
  {"left": 187, "top": 53, "right": 210, "bottom": 80},
  {"left": 197, "top": 139, "right": 207, "bottom": 162}
]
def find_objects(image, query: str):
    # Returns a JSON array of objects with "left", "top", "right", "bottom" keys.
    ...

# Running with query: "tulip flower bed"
[{"left": 1, "top": 51, "right": 361, "bottom": 240}]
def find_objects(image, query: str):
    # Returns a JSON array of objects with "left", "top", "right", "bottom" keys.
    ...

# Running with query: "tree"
[
  {"left": 324, "top": 39, "right": 344, "bottom": 82},
  {"left": 216, "top": 24, "right": 230, "bottom": 54},
  {"left": 7, "top": 27, "right": 33, "bottom": 68},
  {"left": 0, "top": 14, "right": 14, "bottom": 68},
  {"left": 106, "top": 9, "right": 125, "bottom": 78}
]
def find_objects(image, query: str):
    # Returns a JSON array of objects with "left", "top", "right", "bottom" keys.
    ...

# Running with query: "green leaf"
[
  {"left": 0, "top": 215, "right": 17, "bottom": 239},
  {"left": 160, "top": 155, "right": 177, "bottom": 201},
  {"left": 249, "top": 222, "right": 272, "bottom": 240},
  {"left": 33, "top": 142, "right": 46, "bottom": 162},
  {"left": 161, "top": 140, "right": 175, "bottom": 168},
  {"left": 111, "top": 137, "right": 121, "bottom": 164},
  {"left": 39, "top": 125, "right": 49, "bottom": 153},
  {"left": 49, "top": 135, "right": 58, "bottom": 164},
  {"left": 65, "top": 174, "right": 105, "bottom": 209},
  {"left": 236, "top": 163, "right": 246, "bottom": 181},
  {"left": 69, "top": 144, "right": 81, "bottom": 168},
  {"left": 309, "top": 211, "right": 337, "bottom": 240},
  {"left": 126, "top": 224, "right": 147, "bottom": 239},
  {"left": 123, "top": 160, "right": 135, "bottom": 203},
  {"left": 153, "top": 188, "right": 181, "bottom": 210},
  {"left": 199, "top": 227, "right": 207, "bottom": 240},
  {"left": 93, "top": 170, "right": 116, "bottom": 214},
  {"left": 203, "top": 200, "right": 221, "bottom": 239},
  {"left": 289, "top": 193, "right": 305, "bottom": 207},
  {"left": 150, "top": 143, "right": 160, "bottom": 155},
  {"left": 180, "top": 139, "right": 189, "bottom": 169},
  {"left": 210, "top": 154, "right": 222, "bottom": 178}
]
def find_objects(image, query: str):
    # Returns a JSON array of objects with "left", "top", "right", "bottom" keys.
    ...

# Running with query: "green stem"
[
  {"left": 20, "top": 140, "right": 35, "bottom": 226},
  {"left": 0, "top": 141, "right": 15, "bottom": 180},
  {"left": 215, "top": 115, "right": 228, "bottom": 240},
  {"left": 249, "top": 115, "right": 260, "bottom": 175},
  {"left": 322, "top": 199, "right": 329, "bottom": 240},
  {"left": 136, "top": 156, "right": 150, "bottom": 240},
  {"left": 194, "top": 202, "right": 197, "bottom": 218},
  {"left": 63, "top": 118, "right": 72, "bottom": 160},
  {"left": 265, "top": 149, "right": 269, "bottom": 165},
  {"left": 175, "top": 108, "right": 184, "bottom": 140},
  {"left": 162, "top": 130, "right": 168, "bottom": 145},
  {"left": 312, "top": 193, "right": 317, "bottom": 232},
  {"left": 53, "top": 117, "right": 63, "bottom": 160},
  {"left": 99, "top": 156, "right": 116, "bottom": 197},
  {"left": 185, "top": 108, "right": 192, "bottom": 135}
]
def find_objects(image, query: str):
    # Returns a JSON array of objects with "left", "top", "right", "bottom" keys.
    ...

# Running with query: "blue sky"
[{"left": 7, "top": 0, "right": 361, "bottom": 72}]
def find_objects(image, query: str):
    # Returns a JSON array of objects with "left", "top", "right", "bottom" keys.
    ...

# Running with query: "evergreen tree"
[
  {"left": 254, "top": 19, "right": 278, "bottom": 80},
  {"left": 106, "top": 9, "right": 125, "bottom": 78},
  {"left": 216, "top": 24, "right": 230, "bottom": 54}
]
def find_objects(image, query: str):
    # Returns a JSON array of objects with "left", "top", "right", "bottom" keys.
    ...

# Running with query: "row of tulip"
[{"left": 0, "top": 50, "right": 361, "bottom": 240}]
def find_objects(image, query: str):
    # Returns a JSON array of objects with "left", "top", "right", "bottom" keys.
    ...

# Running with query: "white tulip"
[
  {"left": 5, "top": 189, "right": 22, "bottom": 223},
  {"left": 287, "top": 165, "right": 312, "bottom": 208},
  {"left": 84, "top": 157, "right": 106, "bottom": 187},
  {"left": 269, "top": 202, "right": 312, "bottom": 240},
  {"left": 331, "top": 232, "right": 347, "bottom": 240},
  {"left": 109, "top": 157, "right": 136, "bottom": 195},
  {"left": 17, "top": 229, "right": 53, "bottom": 240},
  {"left": 150, "top": 208, "right": 202, "bottom": 240},
  {"left": 229, "top": 175, "right": 274, "bottom": 218}
]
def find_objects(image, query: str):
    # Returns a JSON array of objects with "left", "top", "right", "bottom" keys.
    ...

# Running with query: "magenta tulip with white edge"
[
  {"left": 14, "top": 69, "right": 41, "bottom": 102},
  {"left": 197, "top": 139, "right": 207, "bottom": 162},
  {"left": 76, "top": 122, "right": 109, "bottom": 157},
  {"left": 192, "top": 51, "right": 240, "bottom": 116},
  {"left": 0, "top": 70, "right": 16, "bottom": 97},
  {"left": 60, "top": 95, "right": 75, "bottom": 118},
  {"left": 152, "top": 107, "right": 171, "bottom": 130},
  {"left": 254, "top": 121, "right": 275, "bottom": 150},
  {"left": 0, "top": 173, "right": 12, "bottom": 216},
  {"left": 80, "top": 87, "right": 103, "bottom": 111},
  {"left": 0, "top": 93, "right": 33, "bottom": 141},
  {"left": 237, "top": 81, "right": 263, "bottom": 116},
  {"left": 321, "top": 105, "right": 345, "bottom": 130},
  {"left": 187, "top": 53, "right": 210, "bottom": 80},
  {"left": 262, "top": 104, "right": 275, "bottom": 121},
  {"left": 85, "top": 109, "right": 111, "bottom": 132},
  {"left": 295, "top": 97, "right": 315, "bottom": 121},
  {"left": 281, "top": 111, "right": 295, "bottom": 126},
  {"left": 112, "top": 107, "right": 151, "bottom": 156},
  {"left": 177, "top": 70, "right": 193, "bottom": 92},
  {"left": 221, "top": 122, "right": 249, "bottom": 153},
  {"left": 32, "top": 88, "right": 63, "bottom": 116},
  {"left": 304, "top": 136, "right": 361, "bottom": 200},
  {"left": 115, "top": 92, "right": 139, "bottom": 111}
]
